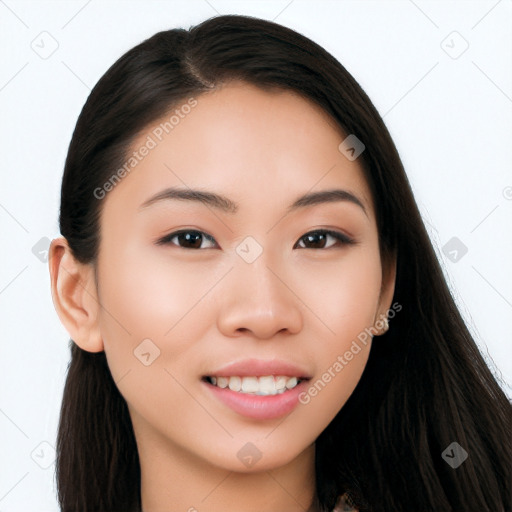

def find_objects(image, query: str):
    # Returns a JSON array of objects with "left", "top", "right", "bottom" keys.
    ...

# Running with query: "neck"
[{"left": 134, "top": 416, "right": 319, "bottom": 512}]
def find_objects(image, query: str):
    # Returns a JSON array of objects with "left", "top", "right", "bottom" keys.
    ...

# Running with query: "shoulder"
[{"left": 332, "top": 492, "right": 358, "bottom": 512}]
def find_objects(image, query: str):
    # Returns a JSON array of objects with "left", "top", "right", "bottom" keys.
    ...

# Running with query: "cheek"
[
  {"left": 296, "top": 246, "right": 382, "bottom": 339},
  {"left": 296, "top": 343, "right": 370, "bottom": 438},
  {"left": 95, "top": 242, "right": 174, "bottom": 378},
  {"left": 95, "top": 239, "right": 225, "bottom": 383},
  {"left": 291, "top": 248, "right": 381, "bottom": 418},
  {"left": 97, "top": 239, "right": 212, "bottom": 341},
  {"left": 95, "top": 243, "right": 219, "bottom": 432}
]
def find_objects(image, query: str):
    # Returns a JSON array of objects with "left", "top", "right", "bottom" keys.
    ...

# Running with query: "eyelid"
[
  {"left": 298, "top": 229, "right": 355, "bottom": 247},
  {"left": 155, "top": 229, "right": 217, "bottom": 247},
  {"left": 155, "top": 228, "right": 356, "bottom": 249}
]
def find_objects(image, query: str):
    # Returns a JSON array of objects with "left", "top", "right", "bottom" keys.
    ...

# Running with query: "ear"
[
  {"left": 48, "top": 236, "right": 104, "bottom": 353},
  {"left": 373, "top": 253, "right": 397, "bottom": 337}
]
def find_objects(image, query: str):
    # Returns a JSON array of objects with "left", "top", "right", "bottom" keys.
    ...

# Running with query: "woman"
[{"left": 48, "top": 14, "right": 511, "bottom": 512}]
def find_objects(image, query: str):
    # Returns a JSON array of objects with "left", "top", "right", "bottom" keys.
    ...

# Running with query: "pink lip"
[
  {"left": 203, "top": 378, "right": 309, "bottom": 420},
  {"left": 204, "top": 358, "right": 312, "bottom": 379}
]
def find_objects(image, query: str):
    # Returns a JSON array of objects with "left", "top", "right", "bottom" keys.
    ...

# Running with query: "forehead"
[{"left": 101, "top": 81, "right": 374, "bottom": 220}]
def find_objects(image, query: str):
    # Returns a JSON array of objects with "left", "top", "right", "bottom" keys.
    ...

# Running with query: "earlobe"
[
  {"left": 48, "top": 237, "right": 104, "bottom": 353},
  {"left": 373, "top": 255, "right": 397, "bottom": 336}
]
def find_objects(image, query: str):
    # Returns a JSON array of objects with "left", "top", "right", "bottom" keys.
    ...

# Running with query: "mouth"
[
  {"left": 202, "top": 375, "right": 308, "bottom": 396},
  {"left": 201, "top": 358, "right": 313, "bottom": 420},
  {"left": 202, "top": 374, "right": 311, "bottom": 420}
]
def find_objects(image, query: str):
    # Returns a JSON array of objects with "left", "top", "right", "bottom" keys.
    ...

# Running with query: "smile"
[{"left": 204, "top": 375, "right": 302, "bottom": 395}]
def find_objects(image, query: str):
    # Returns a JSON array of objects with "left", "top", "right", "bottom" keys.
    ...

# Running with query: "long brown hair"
[{"left": 55, "top": 14, "right": 511, "bottom": 511}]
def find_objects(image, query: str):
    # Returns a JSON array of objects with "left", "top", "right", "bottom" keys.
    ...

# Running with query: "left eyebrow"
[
  {"left": 286, "top": 189, "right": 368, "bottom": 217},
  {"left": 138, "top": 187, "right": 368, "bottom": 217}
]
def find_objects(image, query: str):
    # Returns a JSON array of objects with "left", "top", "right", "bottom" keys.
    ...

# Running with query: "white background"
[{"left": 1, "top": 1, "right": 511, "bottom": 510}]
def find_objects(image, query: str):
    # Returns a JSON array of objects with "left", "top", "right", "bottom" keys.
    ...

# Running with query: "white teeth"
[
  {"left": 228, "top": 376, "right": 242, "bottom": 392},
  {"left": 274, "top": 375, "right": 287, "bottom": 390},
  {"left": 241, "top": 376, "right": 259, "bottom": 393},
  {"left": 217, "top": 376, "right": 228, "bottom": 388},
  {"left": 259, "top": 375, "right": 276, "bottom": 395},
  {"left": 208, "top": 375, "right": 302, "bottom": 395},
  {"left": 285, "top": 377, "right": 298, "bottom": 389}
]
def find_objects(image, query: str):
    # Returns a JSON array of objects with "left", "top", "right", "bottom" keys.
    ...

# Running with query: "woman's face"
[{"left": 94, "top": 81, "right": 394, "bottom": 472}]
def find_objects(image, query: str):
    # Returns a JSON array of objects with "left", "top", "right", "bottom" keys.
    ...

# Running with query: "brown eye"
[
  {"left": 295, "top": 230, "right": 354, "bottom": 250},
  {"left": 157, "top": 230, "right": 217, "bottom": 250},
  {"left": 156, "top": 229, "right": 354, "bottom": 251}
]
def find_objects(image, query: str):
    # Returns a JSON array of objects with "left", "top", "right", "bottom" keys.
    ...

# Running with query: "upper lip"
[{"left": 205, "top": 358, "right": 312, "bottom": 379}]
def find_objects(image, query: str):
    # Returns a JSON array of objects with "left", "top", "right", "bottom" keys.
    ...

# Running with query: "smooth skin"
[{"left": 49, "top": 81, "right": 396, "bottom": 512}]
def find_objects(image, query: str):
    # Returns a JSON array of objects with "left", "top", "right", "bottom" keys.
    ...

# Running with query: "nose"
[{"left": 216, "top": 256, "right": 303, "bottom": 340}]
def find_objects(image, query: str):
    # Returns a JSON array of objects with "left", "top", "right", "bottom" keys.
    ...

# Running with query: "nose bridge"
[
  {"left": 216, "top": 237, "right": 303, "bottom": 338},
  {"left": 239, "top": 249, "right": 281, "bottom": 300}
]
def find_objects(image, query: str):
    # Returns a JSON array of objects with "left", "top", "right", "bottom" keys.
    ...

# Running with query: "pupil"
[
  {"left": 176, "top": 231, "right": 328, "bottom": 249},
  {"left": 306, "top": 232, "right": 325, "bottom": 248},
  {"left": 181, "top": 232, "right": 201, "bottom": 248}
]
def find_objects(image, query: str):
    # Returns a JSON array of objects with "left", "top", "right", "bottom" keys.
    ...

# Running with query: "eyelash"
[{"left": 156, "top": 229, "right": 355, "bottom": 250}]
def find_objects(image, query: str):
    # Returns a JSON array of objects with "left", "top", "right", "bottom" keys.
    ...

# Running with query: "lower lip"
[{"left": 203, "top": 379, "right": 309, "bottom": 420}]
